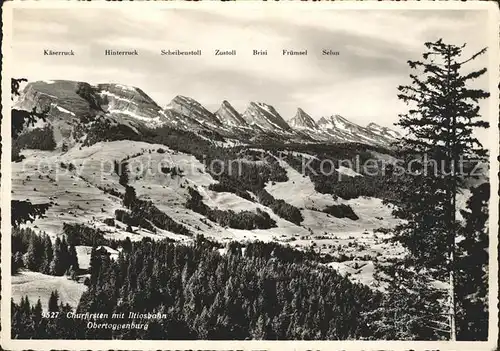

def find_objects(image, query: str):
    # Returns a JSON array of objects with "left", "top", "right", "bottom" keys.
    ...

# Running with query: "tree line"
[
  {"left": 12, "top": 292, "right": 74, "bottom": 339},
  {"left": 12, "top": 235, "right": 383, "bottom": 340},
  {"left": 12, "top": 227, "right": 79, "bottom": 277},
  {"left": 281, "top": 151, "right": 399, "bottom": 202},
  {"left": 63, "top": 222, "right": 122, "bottom": 247},
  {"left": 14, "top": 125, "right": 57, "bottom": 152},
  {"left": 111, "top": 158, "right": 193, "bottom": 236},
  {"left": 122, "top": 186, "right": 192, "bottom": 236},
  {"left": 185, "top": 187, "right": 277, "bottom": 230}
]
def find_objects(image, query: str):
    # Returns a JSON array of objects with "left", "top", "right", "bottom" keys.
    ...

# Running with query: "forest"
[
  {"left": 12, "top": 236, "right": 383, "bottom": 340},
  {"left": 278, "top": 151, "right": 399, "bottom": 202},
  {"left": 14, "top": 125, "right": 57, "bottom": 151},
  {"left": 123, "top": 185, "right": 192, "bottom": 236},
  {"left": 63, "top": 223, "right": 123, "bottom": 247},
  {"left": 185, "top": 187, "right": 277, "bottom": 230},
  {"left": 12, "top": 227, "right": 78, "bottom": 277}
]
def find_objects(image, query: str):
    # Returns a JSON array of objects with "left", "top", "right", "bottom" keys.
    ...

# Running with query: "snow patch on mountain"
[
  {"left": 100, "top": 90, "right": 136, "bottom": 104},
  {"left": 108, "top": 109, "right": 164, "bottom": 127},
  {"left": 288, "top": 108, "right": 318, "bottom": 130},
  {"left": 114, "top": 84, "right": 137, "bottom": 93},
  {"left": 52, "top": 103, "right": 76, "bottom": 116},
  {"left": 215, "top": 100, "right": 248, "bottom": 127},
  {"left": 318, "top": 115, "right": 352, "bottom": 132},
  {"left": 167, "top": 95, "right": 221, "bottom": 126},
  {"left": 315, "top": 115, "right": 396, "bottom": 146},
  {"left": 242, "top": 102, "right": 291, "bottom": 132},
  {"left": 367, "top": 122, "right": 401, "bottom": 140}
]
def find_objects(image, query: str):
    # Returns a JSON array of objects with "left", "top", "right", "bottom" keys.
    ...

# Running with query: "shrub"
[
  {"left": 322, "top": 204, "right": 359, "bottom": 220},
  {"left": 115, "top": 209, "right": 155, "bottom": 232},
  {"left": 103, "top": 218, "right": 115, "bottom": 226}
]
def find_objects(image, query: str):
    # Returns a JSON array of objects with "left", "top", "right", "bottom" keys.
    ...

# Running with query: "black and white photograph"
[{"left": 1, "top": 2, "right": 498, "bottom": 350}]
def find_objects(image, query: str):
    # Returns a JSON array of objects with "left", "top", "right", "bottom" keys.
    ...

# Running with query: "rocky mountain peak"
[
  {"left": 15, "top": 80, "right": 168, "bottom": 135},
  {"left": 317, "top": 114, "right": 360, "bottom": 133},
  {"left": 98, "top": 83, "right": 159, "bottom": 108},
  {"left": 366, "top": 122, "right": 381, "bottom": 129},
  {"left": 242, "top": 102, "right": 291, "bottom": 132},
  {"left": 288, "top": 108, "right": 318, "bottom": 130},
  {"left": 366, "top": 122, "right": 401, "bottom": 140},
  {"left": 167, "top": 95, "right": 221, "bottom": 126},
  {"left": 313, "top": 114, "right": 400, "bottom": 146},
  {"left": 215, "top": 100, "right": 248, "bottom": 127}
]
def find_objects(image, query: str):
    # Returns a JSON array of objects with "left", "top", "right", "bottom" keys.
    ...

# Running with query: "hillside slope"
[{"left": 14, "top": 137, "right": 406, "bottom": 287}]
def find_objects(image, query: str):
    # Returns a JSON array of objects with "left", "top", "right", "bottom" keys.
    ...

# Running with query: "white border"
[{"left": 1, "top": 1, "right": 499, "bottom": 350}]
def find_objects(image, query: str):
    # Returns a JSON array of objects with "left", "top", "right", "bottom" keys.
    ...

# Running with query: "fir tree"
[
  {"left": 456, "top": 182, "right": 490, "bottom": 340},
  {"left": 68, "top": 243, "right": 79, "bottom": 271},
  {"left": 32, "top": 298, "right": 43, "bottom": 330},
  {"left": 24, "top": 235, "right": 39, "bottom": 271},
  {"left": 48, "top": 291, "right": 60, "bottom": 313},
  {"left": 12, "top": 238, "right": 385, "bottom": 340},
  {"left": 12, "top": 251, "right": 24, "bottom": 274},
  {"left": 89, "top": 246, "right": 101, "bottom": 285},
  {"left": 41, "top": 235, "right": 54, "bottom": 274},
  {"left": 118, "top": 161, "right": 129, "bottom": 187},
  {"left": 375, "top": 39, "right": 490, "bottom": 340},
  {"left": 50, "top": 237, "right": 65, "bottom": 276},
  {"left": 123, "top": 186, "right": 137, "bottom": 209},
  {"left": 60, "top": 236, "right": 70, "bottom": 270}
]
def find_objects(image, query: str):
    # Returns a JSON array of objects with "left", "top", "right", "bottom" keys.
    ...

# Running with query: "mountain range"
[{"left": 15, "top": 80, "right": 401, "bottom": 147}]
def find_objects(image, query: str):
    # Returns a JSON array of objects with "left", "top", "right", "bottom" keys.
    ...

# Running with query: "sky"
[{"left": 11, "top": 7, "right": 492, "bottom": 131}]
